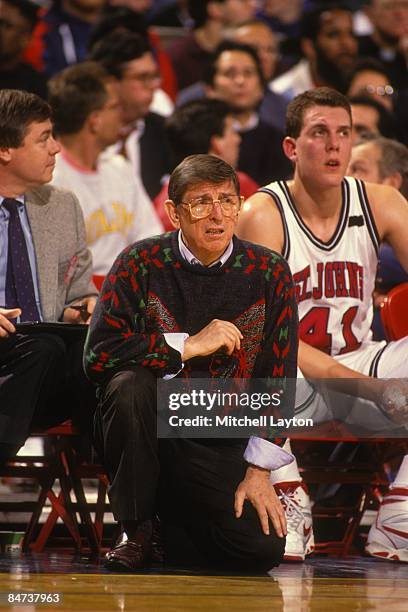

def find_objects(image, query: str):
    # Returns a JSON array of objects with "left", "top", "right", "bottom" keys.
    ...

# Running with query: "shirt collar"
[
  {"left": 232, "top": 112, "right": 259, "bottom": 133},
  {"left": 0, "top": 195, "right": 25, "bottom": 207},
  {"left": 178, "top": 230, "right": 233, "bottom": 268}
]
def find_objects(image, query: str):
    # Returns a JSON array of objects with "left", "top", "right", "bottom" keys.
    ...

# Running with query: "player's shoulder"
[
  {"left": 363, "top": 181, "right": 403, "bottom": 203},
  {"left": 237, "top": 184, "right": 285, "bottom": 252},
  {"left": 240, "top": 186, "right": 282, "bottom": 222}
]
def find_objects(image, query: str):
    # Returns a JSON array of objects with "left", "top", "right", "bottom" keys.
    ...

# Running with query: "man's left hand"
[
  {"left": 63, "top": 296, "right": 97, "bottom": 324},
  {"left": 234, "top": 465, "right": 287, "bottom": 537}
]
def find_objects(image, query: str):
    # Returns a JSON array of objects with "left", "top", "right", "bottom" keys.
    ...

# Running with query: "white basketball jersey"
[{"left": 260, "top": 177, "right": 380, "bottom": 358}]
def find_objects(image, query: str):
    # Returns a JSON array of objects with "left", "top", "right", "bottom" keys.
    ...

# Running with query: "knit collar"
[
  {"left": 178, "top": 230, "right": 233, "bottom": 268},
  {"left": 170, "top": 231, "right": 237, "bottom": 275}
]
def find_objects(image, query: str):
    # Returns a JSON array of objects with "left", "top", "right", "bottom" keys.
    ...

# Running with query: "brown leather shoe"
[{"left": 105, "top": 537, "right": 151, "bottom": 572}]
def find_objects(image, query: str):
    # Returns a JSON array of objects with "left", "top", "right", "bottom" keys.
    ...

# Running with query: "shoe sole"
[
  {"left": 104, "top": 557, "right": 151, "bottom": 572},
  {"left": 366, "top": 543, "right": 408, "bottom": 563},
  {"left": 283, "top": 553, "right": 305, "bottom": 562},
  {"left": 283, "top": 533, "right": 315, "bottom": 562},
  {"left": 104, "top": 560, "right": 137, "bottom": 572}
]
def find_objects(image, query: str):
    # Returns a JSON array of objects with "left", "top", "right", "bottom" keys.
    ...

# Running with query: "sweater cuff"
[{"left": 244, "top": 436, "right": 294, "bottom": 471}]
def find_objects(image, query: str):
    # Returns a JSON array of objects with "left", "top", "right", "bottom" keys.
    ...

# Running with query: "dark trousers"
[
  {"left": 94, "top": 366, "right": 285, "bottom": 570},
  {"left": 0, "top": 333, "right": 96, "bottom": 462}
]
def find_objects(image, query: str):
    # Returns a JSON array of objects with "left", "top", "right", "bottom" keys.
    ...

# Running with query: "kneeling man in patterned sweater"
[{"left": 84, "top": 154, "right": 298, "bottom": 571}]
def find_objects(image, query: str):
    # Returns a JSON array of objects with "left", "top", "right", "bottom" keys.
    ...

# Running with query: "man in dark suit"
[
  {"left": 89, "top": 30, "right": 171, "bottom": 201},
  {"left": 0, "top": 89, "right": 97, "bottom": 461}
]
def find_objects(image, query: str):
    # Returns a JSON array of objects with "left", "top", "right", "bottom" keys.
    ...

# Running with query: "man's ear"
[
  {"left": 88, "top": 110, "right": 101, "bottom": 134},
  {"left": 208, "top": 0, "right": 224, "bottom": 21},
  {"left": 0, "top": 147, "right": 12, "bottom": 164},
  {"left": 205, "top": 83, "right": 217, "bottom": 100},
  {"left": 209, "top": 134, "right": 220, "bottom": 156},
  {"left": 164, "top": 199, "right": 181, "bottom": 229},
  {"left": 382, "top": 172, "right": 402, "bottom": 192},
  {"left": 301, "top": 38, "right": 316, "bottom": 62},
  {"left": 282, "top": 136, "right": 297, "bottom": 163}
]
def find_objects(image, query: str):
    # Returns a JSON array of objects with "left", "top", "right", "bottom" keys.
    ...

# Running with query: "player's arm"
[
  {"left": 236, "top": 192, "right": 284, "bottom": 253},
  {"left": 299, "top": 340, "right": 408, "bottom": 424},
  {"left": 366, "top": 183, "right": 408, "bottom": 272},
  {"left": 299, "top": 339, "right": 380, "bottom": 400}
]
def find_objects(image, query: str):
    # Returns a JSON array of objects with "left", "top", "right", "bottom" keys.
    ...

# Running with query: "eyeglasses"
[
  {"left": 365, "top": 84, "right": 394, "bottom": 97},
  {"left": 217, "top": 67, "right": 259, "bottom": 80},
  {"left": 180, "top": 195, "right": 243, "bottom": 219}
]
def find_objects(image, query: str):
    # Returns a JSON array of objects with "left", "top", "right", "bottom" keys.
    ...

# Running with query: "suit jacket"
[
  {"left": 140, "top": 112, "right": 171, "bottom": 200},
  {"left": 25, "top": 184, "right": 95, "bottom": 321}
]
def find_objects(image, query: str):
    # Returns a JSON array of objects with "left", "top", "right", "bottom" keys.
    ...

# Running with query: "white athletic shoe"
[
  {"left": 366, "top": 487, "right": 408, "bottom": 563},
  {"left": 275, "top": 480, "right": 315, "bottom": 562}
]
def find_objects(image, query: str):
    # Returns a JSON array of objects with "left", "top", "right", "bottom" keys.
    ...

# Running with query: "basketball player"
[{"left": 237, "top": 87, "right": 408, "bottom": 563}]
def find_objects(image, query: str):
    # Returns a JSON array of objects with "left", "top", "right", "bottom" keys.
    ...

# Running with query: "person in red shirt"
[{"left": 154, "top": 98, "right": 258, "bottom": 231}]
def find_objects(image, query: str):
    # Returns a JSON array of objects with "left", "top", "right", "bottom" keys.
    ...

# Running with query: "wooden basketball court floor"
[{"left": 0, "top": 553, "right": 407, "bottom": 611}]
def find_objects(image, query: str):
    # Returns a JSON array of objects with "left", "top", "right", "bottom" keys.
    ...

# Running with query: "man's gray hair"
[
  {"left": 374, "top": 137, "right": 408, "bottom": 199},
  {"left": 168, "top": 154, "right": 240, "bottom": 206}
]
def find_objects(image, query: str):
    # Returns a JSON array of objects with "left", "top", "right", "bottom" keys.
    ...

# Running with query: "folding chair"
[
  {"left": 380, "top": 282, "right": 408, "bottom": 341},
  {"left": 0, "top": 421, "right": 108, "bottom": 553}
]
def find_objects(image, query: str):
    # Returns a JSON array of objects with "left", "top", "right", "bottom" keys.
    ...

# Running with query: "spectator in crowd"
[
  {"left": 256, "top": 0, "right": 304, "bottom": 69},
  {"left": 270, "top": 2, "right": 358, "bottom": 101},
  {"left": 257, "top": 0, "right": 304, "bottom": 38},
  {"left": 109, "top": 0, "right": 152, "bottom": 12},
  {"left": 228, "top": 19, "right": 288, "bottom": 131},
  {"left": 347, "top": 57, "right": 395, "bottom": 112},
  {"left": 348, "top": 135, "right": 408, "bottom": 340},
  {"left": 89, "top": 5, "right": 177, "bottom": 109},
  {"left": 90, "top": 30, "right": 171, "bottom": 200},
  {"left": 231, "top": 18, "right": 280, "bottom": 83},
  {"left": 0, "top": 0, "right": 47, "bottom": 98},
  {"left": 0, "top": 89, "right": 97, "bottom": 462},
  {"left": 349, "top": 94, "right": 396, "bottom": 143},
  {"left": 177, "top": 18, "right": 288, "bottom": 132},
  {"left": 237, "top": 87, "right": 408, "bottom": 564},
  {"left": 359, "top": 0, "right": 408, "bottom": 90},
  {"left": 168, "top": 0, "right": 257, "bottom": 91},
  {"left": 148, "top": 0, "right": 192, "bottom": 28},
  {"left": 23, "top": 0, "right": 105, "bottom": 77},
  {"left": 154, "top": 98, "right": 258, "bottom": 229},
  {"left": 84, "top": 153, "right": 298, "bottom": 571},
  {"left": 395, "top": 88, "right": 408, "bottom": 146},
  {"left": 48, "top": 61, "right": 163, "bottom": 276},
  {"left": 206, "top": 41, "right": 292, "bottom": 185}
]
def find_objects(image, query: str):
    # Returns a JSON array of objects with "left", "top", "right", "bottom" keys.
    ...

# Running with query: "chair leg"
[
  {"left": 63, "top": 445, "right": 99, "bottom": 553},
  {"left": 22, "top": 473, "right": 55, "bottom": 552},
  {"left": 30, "top": 489, "right": 83, "bottom": 552},
  {"left": 94, "top": 477, "right": 108, "bottom": 549}
]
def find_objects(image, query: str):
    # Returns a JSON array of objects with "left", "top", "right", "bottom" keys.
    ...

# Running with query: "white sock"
[
  {"left": 390, "top": 455, "right": 408, "bottom": 489},
  {"left": 269, "top": 439, "right": 302, "bottom": 484}
]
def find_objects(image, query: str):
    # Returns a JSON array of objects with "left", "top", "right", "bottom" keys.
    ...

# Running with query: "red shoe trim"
[
  {"left": 283, "top": 555, "right": 304, "bottom": 562},
  {"left": 385, "top": 488, "right": 408, "bottom": 496},
  {"left": 274, "top": 480, "right": 306, "bottom": 493},
  {"left": 383, "top": 525, "right": 408, "bottom": 539}
]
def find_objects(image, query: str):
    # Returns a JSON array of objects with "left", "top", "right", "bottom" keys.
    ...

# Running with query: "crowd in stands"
[{"left": 1, "top": 0, "right": 408, "bottom": 570}]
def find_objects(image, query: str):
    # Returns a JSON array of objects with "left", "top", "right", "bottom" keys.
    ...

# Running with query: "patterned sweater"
[{"left": 84, "top": 232, "right": 298, "bottom": 403}]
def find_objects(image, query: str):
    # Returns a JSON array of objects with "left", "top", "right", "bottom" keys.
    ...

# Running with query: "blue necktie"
[{"left": 3, "top": 198, "right": 40, "bottom": 322}]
